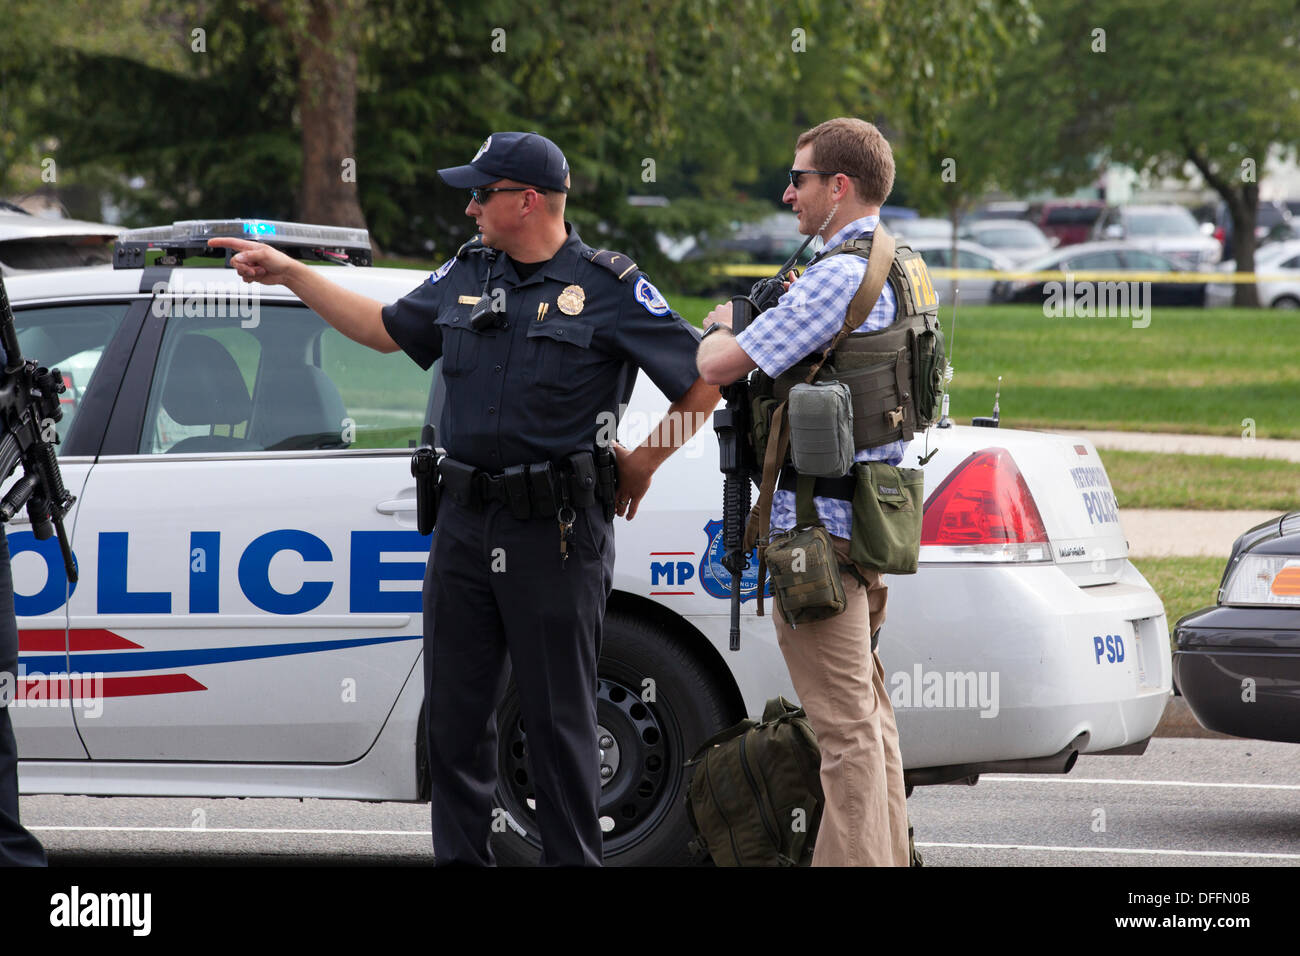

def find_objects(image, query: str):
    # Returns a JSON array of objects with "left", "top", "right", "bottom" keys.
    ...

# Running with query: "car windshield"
[
  {"left": 897, "top": 219, "right": 953, "bottom": 239},
  {"left": 1125, "top": 209, "right": 1199, "bottom": 237},
  {"left": 971, "top": 225, "right": 1049, "bottom": 249}
]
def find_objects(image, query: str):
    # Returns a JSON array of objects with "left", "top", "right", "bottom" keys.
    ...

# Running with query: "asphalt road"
[{"left": 20, "top": 737, "right": 1298, "bottom": 867}]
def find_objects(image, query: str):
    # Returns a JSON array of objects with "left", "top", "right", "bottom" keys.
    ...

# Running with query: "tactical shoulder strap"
[
  {"left": 585, "top": 248, "right": 639, "bottom": 281},
  {"left": 802, "top": 226, "right": 896, "bottom": 383}
]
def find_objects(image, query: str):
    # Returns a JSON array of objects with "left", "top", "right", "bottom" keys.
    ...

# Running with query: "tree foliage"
[{"left": 6, "top": 0, "right": 1036, "bottom": 278}]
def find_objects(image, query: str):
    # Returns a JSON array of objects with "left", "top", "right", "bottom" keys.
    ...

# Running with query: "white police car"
[{"left": 6, "top": 220, "right": 1171, "bottom": 866}]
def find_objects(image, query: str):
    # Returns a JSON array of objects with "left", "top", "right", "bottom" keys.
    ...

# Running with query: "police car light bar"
[{"left": 113, "top": 219, "right": 373, "bottom": 269}]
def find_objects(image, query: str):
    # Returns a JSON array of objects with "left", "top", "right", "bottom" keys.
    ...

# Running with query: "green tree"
[{"left": 984, "top": 0, "right": 1300, "bottom": 305}]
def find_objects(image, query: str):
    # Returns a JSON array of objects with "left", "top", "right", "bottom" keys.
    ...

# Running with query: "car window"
[
  {"left": 956, "top": 250, "right": 993, "bottom": 269},
  {"left": 1282, "top": 255, "right": 1300, "bottom": 270},
  {"left": 12, "top": 302, "right": 130, "bottom": 450},
  {"left": 971, "top": 226, "right": 1049, "bottom": 249},
  {"left": 917, "top": 248, "right": 950, "bottom": 267},
  {"left": 1066, "top": 251, "right": 1124, "bottom": 270},
  {"left": 320, "top": 327, "right": 428, "bottom": 448},
  {"left": 138, "top": 304, "right": 430, "bottom": 455},
  {"left": 1044, "top": 207, "right": 1102, "bottom": 226},
  {"left": 1124, "top": 208, "right": 1199, "bottom": 237},
  {"left": 1122, "top": 251, "right": 1173, "bottom": 270}
]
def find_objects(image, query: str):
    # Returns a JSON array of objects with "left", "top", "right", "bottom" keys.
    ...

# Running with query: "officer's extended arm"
[
  {"left": 614, "top": 376, "right": 721, "bottom": 520},
  {"left": 207, "top": 237, "right": 400, "bottom": 353}
]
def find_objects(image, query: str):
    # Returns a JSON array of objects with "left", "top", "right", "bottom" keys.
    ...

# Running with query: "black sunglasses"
[
  {"left": 469, "top": 186, "right": 548, "bottom": 204},
  {"left": 788, "top": 168, "right": 841, "bottom": 189}
]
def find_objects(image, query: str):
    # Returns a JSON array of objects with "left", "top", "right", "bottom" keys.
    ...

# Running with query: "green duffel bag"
[{"left": 685, "top": 697, "right": 824, "bottom": 866}]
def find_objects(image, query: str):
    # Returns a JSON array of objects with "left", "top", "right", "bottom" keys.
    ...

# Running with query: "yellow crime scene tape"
[{"left": 715, "top": 264, "right": 1281, "bottom": 284}]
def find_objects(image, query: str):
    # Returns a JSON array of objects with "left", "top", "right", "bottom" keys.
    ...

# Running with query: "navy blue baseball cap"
[{"left": 438, "top": 132, "right": 570, "bottom": 193}]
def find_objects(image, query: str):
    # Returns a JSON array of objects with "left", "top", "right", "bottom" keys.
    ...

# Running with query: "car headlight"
[
  {"left": 1221, "top": 554, "right": 1300, "bottom": 606},
  {"left": 1201, "top": 246, "right": 1221, "bottom": 266}
]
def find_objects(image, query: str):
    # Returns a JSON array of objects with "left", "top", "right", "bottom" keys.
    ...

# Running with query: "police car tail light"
[
  {"left": 1221, "top": 555, "right": 1300, "bottom": 607},
  {"left": 920, "top": 448, "right": 1050, "bottom": 563}
]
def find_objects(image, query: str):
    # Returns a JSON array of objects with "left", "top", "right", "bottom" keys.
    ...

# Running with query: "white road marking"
[
  {"left": 981, "top": 775, "right": 1300, "bottom": 791},
  {"left": 31, "top": 826, "right": 431, "bottom": 836},
  {"left": 919, "top": 842, "right": 1300, "bottom": 861}
]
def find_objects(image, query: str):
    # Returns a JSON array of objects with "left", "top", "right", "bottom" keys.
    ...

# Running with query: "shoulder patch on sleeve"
[
  {"left": 428, "top": 259, "right": 455, "bottom": 285},
  {"left": 633, "top": 276, "right": 670, "bottom": 315}
]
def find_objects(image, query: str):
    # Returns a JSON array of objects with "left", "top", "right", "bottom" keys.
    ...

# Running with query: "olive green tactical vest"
[{"left": 751, "top": 235, "right": 946, "bottom": 459}]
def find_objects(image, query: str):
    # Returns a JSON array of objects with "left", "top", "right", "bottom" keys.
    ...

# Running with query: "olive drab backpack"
[
  {"left": 685, "top": 697, "right": 823, "bottom": 866},
  {"left": 684, "top": 697, "right": 925, "bottom": 867}
]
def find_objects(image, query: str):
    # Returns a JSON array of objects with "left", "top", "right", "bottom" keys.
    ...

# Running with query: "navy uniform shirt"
[{"left": 381, "top": 223, "right": 701, "bottom": 471}]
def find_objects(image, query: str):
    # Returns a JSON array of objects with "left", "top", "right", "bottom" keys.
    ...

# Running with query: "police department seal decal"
[
  {"left": 473, "top": 136, "right": 492, "bottom": 162},
  {"left": 557, "top": 284, "right": 586, "bottom": 315},
  {"left": 634, "top": 276, "right": 670, "bottom": 315},
  {"left": 699, "top": 519, "right": 772, "bottom": 603}
]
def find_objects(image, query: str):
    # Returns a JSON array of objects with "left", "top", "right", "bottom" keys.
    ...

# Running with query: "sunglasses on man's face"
[
  {"left": 788, "top": 169, "right": 840, "bottom": 189},
  {"left": 469, "top": 186, "right": 547, "bottom": 204}
]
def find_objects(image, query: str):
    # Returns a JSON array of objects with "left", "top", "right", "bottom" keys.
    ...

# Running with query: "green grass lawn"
[
  {"left": 666, "top": 300, "right": 1300, "bottom": 440},
  {"left": 1131, "top": 557, "right": 1225, "bottom": 642},
  {"left": 1102, "top": 449, "right": 1300, "bottom": 510}
]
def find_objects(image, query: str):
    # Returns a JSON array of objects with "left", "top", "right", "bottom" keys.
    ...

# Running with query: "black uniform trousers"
[
  {"left": 0, "top": 528, "right": 47, "bottom": 867},
  {"left": 423, "top": 496, "right": 614, "bottom": 866}
]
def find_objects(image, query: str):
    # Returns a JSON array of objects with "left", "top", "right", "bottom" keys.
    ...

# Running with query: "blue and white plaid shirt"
[{"left": 734, "top": 215, "right": 907, "bottom": 537}]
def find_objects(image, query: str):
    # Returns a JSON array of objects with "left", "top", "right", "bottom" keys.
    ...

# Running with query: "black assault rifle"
[
  {"left": 713, "top": 235, "right": 814, "bottom": 650},
  {"left": 0, "top": 273, "right": 78, "bottom": 584}
]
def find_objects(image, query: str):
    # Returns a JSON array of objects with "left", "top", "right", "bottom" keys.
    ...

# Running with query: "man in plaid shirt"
[{"left": 697, "top": 118, "right": 911, "bottom": 867}]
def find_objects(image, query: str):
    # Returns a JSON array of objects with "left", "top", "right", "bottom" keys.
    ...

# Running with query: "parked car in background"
[
  {"left": 1210, "top": 199, "right": 1294, "bottom": 261},
  {"left": 1027, "top": 200, "right": 1106, "bottom": 248},
  {"left": 1173, "top": 511, "right": 1300, "bottom": 744},
  {"left": 959, "top": 218, "right": 1055, "bottom": 264},
  {"left": 992, "top": 241, "right": 1206, "bottom": 307},
  {"left": 1206, "top": 238, "right": 1300, "bottom": 308},
  {"left": 884, "top": 216, "right": 954, "bottom": 242},
  {"left": 968, "top": 200, "right": 1031, "bottom": 221},
  {"left": 0, "top": 208, "right": 121, "bottom": 275},
  {"left": 910, "top": 238, "right": 1017, "bottom": 305},
  {"left": 1093, "top": 204, "right": 1220, "bottom": 269}
]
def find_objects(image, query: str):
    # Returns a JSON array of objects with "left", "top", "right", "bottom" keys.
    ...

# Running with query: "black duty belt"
[
  {"left": 777, "top": 466, "right": 856, "bottom": 502},
  {"left": 438, "top": 452, "right": 610, "bottom": 520}
]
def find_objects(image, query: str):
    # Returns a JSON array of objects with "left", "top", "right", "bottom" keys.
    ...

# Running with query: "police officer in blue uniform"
[{"left": 213, "top": 132, "right": 719, "bottom": 866}]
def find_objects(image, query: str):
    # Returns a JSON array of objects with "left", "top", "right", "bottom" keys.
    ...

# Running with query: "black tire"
[
  {"left": 1271, "top": 294, "right": 1300, "bottom": 309},
  {"left": 490, "top": 609, "right": 733, "bottom": 866}
]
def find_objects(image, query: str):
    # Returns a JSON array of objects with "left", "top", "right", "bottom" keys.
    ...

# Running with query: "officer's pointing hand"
[
  {"left": 207, "top": 237, "right": 300, "bottom": 287},
  {"left": 612, "top": 442, "right": 653, "bottom": 521}
]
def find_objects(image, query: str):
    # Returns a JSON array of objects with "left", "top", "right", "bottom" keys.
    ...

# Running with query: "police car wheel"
[{"left": 491, "top": 609, "right": 732, "bottom": 866}]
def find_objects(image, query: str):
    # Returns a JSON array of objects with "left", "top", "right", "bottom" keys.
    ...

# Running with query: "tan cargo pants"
[{"left": 771, "top": 535, "right": 910, "bottom": 866}]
